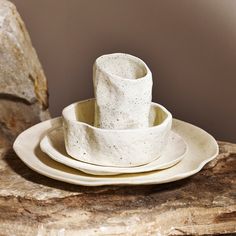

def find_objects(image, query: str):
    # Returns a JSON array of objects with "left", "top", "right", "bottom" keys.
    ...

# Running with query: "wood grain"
[{"left": 0, "top": 141, "right": 235, "bottom": 235}]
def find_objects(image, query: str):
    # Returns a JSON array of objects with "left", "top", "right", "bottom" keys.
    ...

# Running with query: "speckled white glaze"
[
  {"left": 62, "top": 99, "right": 172, "bottom": 167},
  {"left": 40, "top": 128, "right": 187, "bottom": 176},
  {"left": 13, "top": 117, "right": 219, "bottom": 186},
  {"left": 93, "top": 53, "right": 153, "bottom": 129}
]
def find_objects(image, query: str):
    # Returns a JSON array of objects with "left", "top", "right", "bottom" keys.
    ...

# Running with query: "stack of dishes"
[{"left": 13, "top": 53, "right": 219, "bottom": 186}]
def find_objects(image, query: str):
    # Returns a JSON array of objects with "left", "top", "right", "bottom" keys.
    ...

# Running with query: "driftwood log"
[
  {"left": 0, "top": 142, "right": 235, "bottom": 235},
  {"left": 0, "top": 1, "right": 235, "bottom": 235}
]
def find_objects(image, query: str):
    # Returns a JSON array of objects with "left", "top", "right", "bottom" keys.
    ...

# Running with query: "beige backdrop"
[{"left": 11, "top": 0, "right": 236, "bottom": 142}]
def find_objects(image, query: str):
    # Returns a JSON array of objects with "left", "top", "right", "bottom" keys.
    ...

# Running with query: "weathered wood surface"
[
  {"left": 0, "top": 0, "right": 50, "bottom": 148},
  {"left": 0, "top": 141, "right": 235, "bottom": 236}
]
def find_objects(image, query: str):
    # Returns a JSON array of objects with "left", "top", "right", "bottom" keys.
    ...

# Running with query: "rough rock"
[{"left": 0, "top": 0, "right": 50, "bottom": 146}]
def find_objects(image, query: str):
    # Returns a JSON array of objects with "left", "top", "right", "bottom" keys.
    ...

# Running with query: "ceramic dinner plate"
[
  {"left": 13, "top": 117, "right": 219, "bottom": 186},
  {"left": 40, "top": 127, "right": 187, "bottom": 175}
]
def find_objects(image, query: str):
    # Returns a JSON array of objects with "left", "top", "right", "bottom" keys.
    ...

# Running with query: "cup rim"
[
  {"left": 94, "top": 53, "right": 152, "bottom": 82},
  {"left": 62, "top": 98, "right": 172, "bottom": 133}
]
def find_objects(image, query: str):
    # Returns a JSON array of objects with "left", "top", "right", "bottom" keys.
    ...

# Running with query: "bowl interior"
[
  {"left": 96, "top": 53, "right": 148, "bottom": 80},
  {"left": 63, "top": 99, "right": 169, "bottom": 129}
]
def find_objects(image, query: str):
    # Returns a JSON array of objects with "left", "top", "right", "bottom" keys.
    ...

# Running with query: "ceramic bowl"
[{"left": 62, "top": 99, "right": 172, "bottom": 167}]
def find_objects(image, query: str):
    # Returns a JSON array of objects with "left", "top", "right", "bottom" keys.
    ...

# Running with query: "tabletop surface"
[{"left": 0, "top": 141, "right": 235, "bottom": 236}]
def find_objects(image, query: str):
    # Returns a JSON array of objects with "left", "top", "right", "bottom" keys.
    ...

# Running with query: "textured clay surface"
[
  {"left": 63, "top": 99, "right": 171, "bottom": 167},
  {"left": 93, "top": 53, "right": 153, "bottom": 129}
]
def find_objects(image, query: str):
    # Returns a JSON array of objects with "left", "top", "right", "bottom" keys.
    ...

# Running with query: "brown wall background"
[{"left": 11, "top": 0, "right": 236, "bottom": 142}]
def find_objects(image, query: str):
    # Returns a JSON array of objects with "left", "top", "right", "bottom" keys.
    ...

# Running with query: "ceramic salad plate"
[
  {"left": 40, "top": 127, "right": 187, "bottom": 175},
  {"left": 13, "top": 117, "right": 219, "bottom": 186}
]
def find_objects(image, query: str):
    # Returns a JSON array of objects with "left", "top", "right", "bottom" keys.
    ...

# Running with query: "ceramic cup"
[
  {"left": 62, "top": 99, "right": 172, "bottom": 167},
  {"left": 93, "top": 53, "right": 153, "bottom": 129}
]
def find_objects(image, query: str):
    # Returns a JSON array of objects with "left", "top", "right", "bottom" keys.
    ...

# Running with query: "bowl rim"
[{"left": 62, "top": 98, "right": 172, "bottom": 133}]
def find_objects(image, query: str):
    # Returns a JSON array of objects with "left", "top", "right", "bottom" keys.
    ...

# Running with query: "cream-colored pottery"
[
  {"left": 62, "top": 99, "right": 172, "bottom": 167},
  {"left": 13, "top": 117, "right": 219, "bottom": 186},
  {"left": 40, "top": 127, "right": 187, "bottom": 175},
  {"left": 93, "top": 53, "right": 153, "bottom": 129}
]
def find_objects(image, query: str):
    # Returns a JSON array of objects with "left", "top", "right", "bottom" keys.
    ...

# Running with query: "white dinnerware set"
[{"left": 14, "top": 53, "right": 219, "bottom": 186}]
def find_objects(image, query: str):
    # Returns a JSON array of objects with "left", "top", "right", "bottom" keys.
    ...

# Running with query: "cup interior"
[
  {"left": 96, "top": 53, "right": 148, "bottom": 80},
  {"left": 63, "top": 99, "right": 170, "bottom": 130}
]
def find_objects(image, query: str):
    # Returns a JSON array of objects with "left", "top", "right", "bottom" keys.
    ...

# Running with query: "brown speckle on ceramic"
[
  {"left": 93, "top": 53, "right": 153, "bottom": 129},
  {"left": 62, "top": 99, "right": 172, "bottom": 167}
]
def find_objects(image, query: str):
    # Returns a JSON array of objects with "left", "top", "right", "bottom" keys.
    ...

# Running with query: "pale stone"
[{"left": 0, "top": 0, "right": 50, "bottom": 146}]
